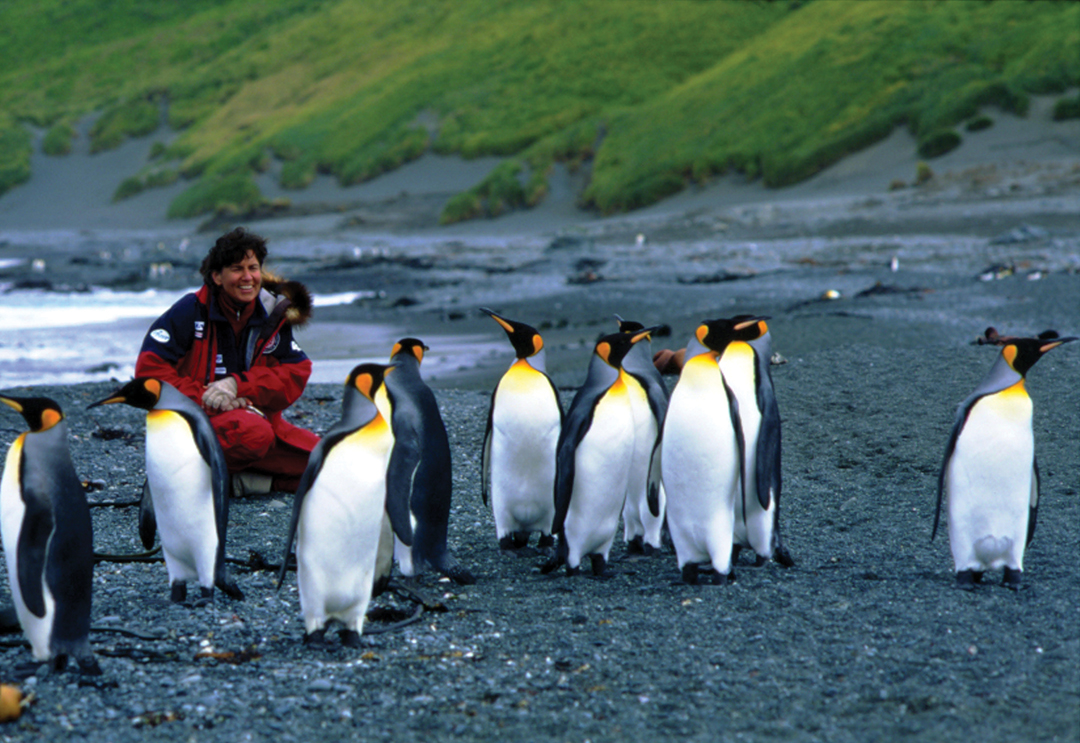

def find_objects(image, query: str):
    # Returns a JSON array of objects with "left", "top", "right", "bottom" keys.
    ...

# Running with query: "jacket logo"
[
  {"left": 150, "top": 328, "right": 171, "bottom": 344},
  {"left": 262, "top": 333, "right": 280, "bottom": 354},
  {"left": 194, "top": 321, "right": 205, "bottom": 339}
]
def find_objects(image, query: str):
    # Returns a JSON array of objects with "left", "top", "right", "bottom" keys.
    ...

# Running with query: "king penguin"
[
  {"left": 88, "top": 379, "right": 243, "bottom": 604},
  {"left": 719, "top": 315, "right": 794, "bottom": 567},
  {"left": 934, "top": 330, "right": 1075, "bottom": 589},
  {"left": 0, "top": 395, "right": 100, "bottom": 674},
  {"left": 278, "top": 363, "right": 412, "bottom": 647},
  {"left": 653, "top": 319, "right": 747, "bottom": 585},
  {"left": 480, "top": 308, "right": 563, "bottom": 551},
  {"left": 545, "top": 327, "right": 656, "bottom": 576},
  {"left": 614, "top": 316, "right": 669, "bottom": 555},
  {"left": 381, "top": 338, "right": 476, "bottom": 585}
]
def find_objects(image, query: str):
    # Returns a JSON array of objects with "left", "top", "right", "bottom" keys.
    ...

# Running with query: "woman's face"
[{"left": 212, "top": 250, "right": 262, "bottom": 304}]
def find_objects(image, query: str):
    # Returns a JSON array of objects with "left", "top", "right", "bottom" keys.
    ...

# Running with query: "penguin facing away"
[
  {"left": 719, "top": 315, "right": 794, "bottom": 567},
  {"left": 480, "top": 308, "right": 563, "bottom": 551},
  {"left": 278, "top": 363, "right": 412, "bottom": 647},
  {"left": 0, "top": 395, "right": 101, "bottom": 674},
  {"left": 934, "top": 330, "right": 1076, "bottom": 590},
  {"left": 653, "top": 319, "right": 748, "bottom": 585},
  {"left": 614, "top": 315, "right": 669, "bottom": 555},
  {"left": 545, "top": 327, "right": 657, "bottom": 577},
  {"left": 381, "top": 338, "right": 476, "bottom": 585},
  {"left": 88, "top": 379, "right": 243, "bottom": 604}
]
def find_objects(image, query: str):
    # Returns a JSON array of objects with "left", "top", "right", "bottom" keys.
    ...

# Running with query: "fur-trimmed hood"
[{"left": 260, "top": 272, "right": 313, "bottom": 328}]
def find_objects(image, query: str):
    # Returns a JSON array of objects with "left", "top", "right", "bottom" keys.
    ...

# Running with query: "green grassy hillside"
[{"left": 0, "top": 0, "right": 1076, "bottom": 223}]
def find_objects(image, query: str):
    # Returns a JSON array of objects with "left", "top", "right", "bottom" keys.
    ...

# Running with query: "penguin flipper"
[
  {"left": 646, "top": 435, "right": 664, "bottom": 518},
  {"left": 934, "top": 398, "right": 977, "bottom": 541},
  {"left": 1027, "top": 457, "right": 1040, "bottom": 546},
  {"left": 723, "top": 378, "right": 747, "bottom": 528},
  {"left": 481, "top": 388, "right": 496, "bottom": 507},
  {"left": 385, "top": 432, "right": 422, "bottom": 548},
  {"left": 552, "top": 390, "right": 601, "bottom": 535},
  {"left": 138, "top": 478, "right": 157, "bottom": 550},
  {"left": 755, "top": 386, "right": 782, "bottom": 511},
  {"left": 16, "top": 497, "right": 53, "bottom": 618}
]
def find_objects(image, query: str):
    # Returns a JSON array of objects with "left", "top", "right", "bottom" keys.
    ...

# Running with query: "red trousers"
[{"left": 210, "top": 408, "right": 314, "bottom": 493}]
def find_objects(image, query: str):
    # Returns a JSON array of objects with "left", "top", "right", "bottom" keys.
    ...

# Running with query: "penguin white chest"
[
  {"left": 947, "top": 384, "right": 1034, "bottom": 570},
  {"left": 490, "top": 362, "right": 560, "bottom": 531},
  {"left": 297, "top": 418, "right": 393, "bottom": 632},
  {"left": 145, "top": 410, "right": 217, "bottom": 585},
  {"left": 661, "top": 357, "right": 741, "bottom": 568}
]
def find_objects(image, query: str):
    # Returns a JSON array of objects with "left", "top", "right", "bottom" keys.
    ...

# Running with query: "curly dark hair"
[{"left": 199, "top": 227, "right": 268, "bottom": 283}]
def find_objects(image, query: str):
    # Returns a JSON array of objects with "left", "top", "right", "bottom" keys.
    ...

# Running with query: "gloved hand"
[{"left": 202, "top": 376, "right": 241, "bottom": 413}]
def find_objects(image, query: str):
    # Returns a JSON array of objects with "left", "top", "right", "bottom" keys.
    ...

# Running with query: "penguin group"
[{"left": 0, "top": 311, "right": 1072, "bottom": 672}]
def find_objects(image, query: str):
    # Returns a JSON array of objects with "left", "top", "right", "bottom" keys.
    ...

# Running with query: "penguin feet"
[
  {"left": 170, "top": 582, "right": 187, "bottom": 604},
  {"left": 955, "top": 570, "right": 981, "bottom": 590},
  {"left": 76, "top": 653, "right": 103, "bottom": 677},
  {"left": 753, "top": 554, "right": 769, "bottom": 567},
  {"left": 303, "top": 628, "right": 328, "bottom": 648},
  {"left": 499, "top": 533, "right": 531, "bottom": 551},
  {"left": 627, "top": 536, "right": 646, "bottom": 555},
  {"left": 193, "top": 587, "right": 215, "bottom": 608},
  {"left": 681, "top": 564, "right": 700, "bottom": 585},
  {"left": 588, "top": 554, "right": 613, "bottom": 579},
  {"left": 216, "top": 575, "right": 245, "bottom": 601},
  {"left": 711, "top": 570, "right": 732, "bottom": 586},
  {"left": 1002, "top": 567, "right": 1022, "bottom": 591},
  {"left": 339, "top": 629, "right": 363, "bottom": 649},
  {"left": 537, "top": 534, "right": 555, "bottom": 549},
  {"left": 539, "top": 556, "right": 562, "bottom": 575},
  {"left": 773, "top": 545, "right": 796, "bottom": 568},
  {"left": 565, "top": 565, "right": 581, "bottom": 577}
]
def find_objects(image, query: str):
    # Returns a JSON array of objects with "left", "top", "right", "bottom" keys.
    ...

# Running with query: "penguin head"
[
  {"left": 346, "top": 363, "right": 391, "bottom": 401},
  {"left": 615, "top": 315, "right": 671, "bottom": 338},
  {"left": 1001, "top": 331, "right": 1076, "bottom": 376},
  {"left": 87, "top": 378, "right": 163, "bottom": 411},
  {"left": 482, "top": 308, "right": 544, "bottom": 358},
  {"left": 594, "top": 327, "right": 657, "bottom": 368},
  {"left": 730, "top": 315, "right": 771, "bottom": 342},
  {"left": 0, "top": 395, "right": 65, "bottom": 432},
  {"left": 391, "top": 338, "right": 428, "bottom": 365}
]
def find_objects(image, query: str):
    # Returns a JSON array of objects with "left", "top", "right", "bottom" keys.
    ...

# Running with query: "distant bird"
[
  {"left": 934, "top": 330, "right": 1076, "bottom": 589},
  {"left": 88, "top": 379, "right": 243, "bottom": 604},
  {"left": 381, "top": 338, "right": 475, "bottom": 584},
  {"left": 279, "top": 363, "right": 411, "bottom": 647},
  {"left": 0, "top": 395, "right": 100, "bottom": 674},
  {"left": 480, "top": 309, "right": 562, "bottom": 551},
  {"left": 614, "top": 315, "right": 669, "bottom": 555},
  {"left": 545, "top": 327, "right": 656, "bottom": 576},
  {"left": 653, "top": 319, "right": 747, "bottom": 584},
  {"left": 719, "top": 316, "right": 794, "bottom": 567}
]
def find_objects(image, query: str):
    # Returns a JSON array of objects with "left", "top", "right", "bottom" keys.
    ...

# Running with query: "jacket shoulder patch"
[
  {"left": 262, "top": 333, "right": 280, "bottom": 354},
  {"left": 150, "top": 328, "right": 171, "bottom": 344}
]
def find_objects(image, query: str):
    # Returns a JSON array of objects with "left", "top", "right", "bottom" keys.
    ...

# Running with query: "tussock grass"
[{"left": 0, "top": 0, "right": 1076, "bottom": 217}]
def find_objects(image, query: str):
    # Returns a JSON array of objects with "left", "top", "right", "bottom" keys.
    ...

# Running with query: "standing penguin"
[
  {"left": 88, "top": 379, "right": 243, "bottom": 604},
  {"left": 653, "top": 319, "right": 748, "bottom": 585},
  {"left": 614, "top": 315, "right": 669, "bottom": 555},
  {"left": 381, "top": 338, "right": 475, "bottom": 585},
  {"left": 0, "top": 395, "right": 100, "bottom": 674},
  {"left": 278, "top": 363, "right": 412, "bottom": 646},
  {"left": 934, "top": 330, "right": 1075, "bottom": 589},
  {"left": 545, "top": 328, "right": 656, "bottom": 576},
  {"left": 480, "top": 308, "right": 563, "bottom": 550},
  {"left": 719, "top": 316, "right": 794, "bottom": 567}
]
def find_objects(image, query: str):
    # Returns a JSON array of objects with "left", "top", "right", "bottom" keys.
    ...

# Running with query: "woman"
[{"left": 135, "top": 227, "right": 319, "bottom": 493}]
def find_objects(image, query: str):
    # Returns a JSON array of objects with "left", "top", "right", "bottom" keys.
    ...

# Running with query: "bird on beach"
[
  {"left": 544, "top": 327, "right": 657, "bottom": 577},
  {"left": 934, "top": 329, "right": 1076, "bottom": 590},
  {"left": 719, "top": 316, "right": 794, "bottom": 568},
  {"left": 0, "top": 394, "right": 100, "bottom": 674},
  {"left": 88, "top": 378, "right": 243, "bottom": 605},
  {"left": 480, "top": 308, "right": 562, "bottom": 552},
  {"left": 613, "top": 315, "right": 669, "bottom": 555},
  {"left": 652, "top": 318, "right": 750, "bottom": 585},
  {"left": 278, "top": 363, "right": 411, "bottom": 647},
  {"left": 379, "top": 338, "right": 476, "bottom": 585}
]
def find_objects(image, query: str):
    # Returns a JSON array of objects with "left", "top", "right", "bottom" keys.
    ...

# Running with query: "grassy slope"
[{"left": 0, "top": 0, "right": 1076, "bottom": 220}]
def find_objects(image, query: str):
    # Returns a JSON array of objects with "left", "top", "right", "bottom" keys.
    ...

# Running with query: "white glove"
[{"left": 202, "top": 376, "right": 240, "bottom": 412}]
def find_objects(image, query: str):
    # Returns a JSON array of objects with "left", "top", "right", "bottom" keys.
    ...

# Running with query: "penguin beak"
[
  {"left": 1041, "top": 337, "right": 1077, "bottom": 353},
  {"left": 86, "top": 395, "right": 125, "bottom": 410},
  {"left": 0, "top": 397, "right": 23, "bottom": 414},
  {"left": 631, "top": 325, "right": 663, "bottom": 344}
]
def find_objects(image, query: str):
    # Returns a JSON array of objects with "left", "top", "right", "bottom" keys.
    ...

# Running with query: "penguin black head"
[
  {"left": 730, "top": 315, "right": 771, "bottom": 342},
  {"left": 0, "top": 395, "right": 65, "bottom": 433},
  {"left": 391, "top": 338, "right": 428, "bottom": 365},
  {"left": 482, "top": 308, "right": 543, "bottom": 359},
  {"left": 345, "top": 363, "right": 391, "bottom": 401},
  {"left": 87, "top": 378, "right": 163, "bottom": 411},
  {"left": 615, "top": 315, "right": 672, "bottom": 338},
  {"left": 594, "top": 327, "right": 657, "bottom": 368},
  {"left": 1001, "top": 332, "right": 1076, "bottom": 376}
]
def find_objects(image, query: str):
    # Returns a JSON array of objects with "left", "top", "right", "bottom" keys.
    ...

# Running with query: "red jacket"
[{"left": 135, "top": 277, "right": 318, "bottom": 453}]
